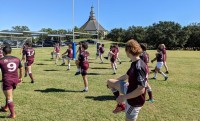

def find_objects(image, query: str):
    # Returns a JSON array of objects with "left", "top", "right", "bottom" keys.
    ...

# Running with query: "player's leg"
[
  {"left": 146, "top": 83, "right": 154, "bottom": 102},
  {"left": 82, "top": 75, "right": 88, "bottom": 92},
  {"left": 67, "top": 59, "right": 70, "bottom": 70},
  {"left": 125, "top": 104, "right": 142, "bottom": 121},
  {"left": 100, "top": 53, "right": 103, "bottom": 63},
  {"left": 3, "top": 89, "right": 16, "bottom": 118},
  {"left": 0, "top": 84, "right": 8, "bottom": 112},
  {"left": 117, "top": 53, "right": 122, "bottom": 64},
  {"left": 158, "top": 69, "right": 168, "bottom": 80},
  {"left": 61, "top": 55, "right": 66, "bottom": 65},
  {"left": 28, "top": 65, "right": 34, "bottom": 83},
  {"left": 164, "top": 61, "right": 169, "bottom": 74},
  {"left": 75, "top": 60, "right": 81, "bottom": 75},
  {"left": 55, "top": 53, "right": 58, "bottom": 64},
  {"left": 24, "top": 62, "right": 28, "bottom": 77}
]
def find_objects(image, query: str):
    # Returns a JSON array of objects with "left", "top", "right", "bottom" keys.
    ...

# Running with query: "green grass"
[{"left": 0, "top": 44, "right": 200, "bottom": 121}]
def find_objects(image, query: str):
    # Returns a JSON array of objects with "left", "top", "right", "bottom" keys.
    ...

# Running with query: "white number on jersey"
[
  {"left": 27, "top": 51, "right": 34, "bottom": 56},
  {"left": 7, "top": 62, "right": 17, "bottom": 72}
]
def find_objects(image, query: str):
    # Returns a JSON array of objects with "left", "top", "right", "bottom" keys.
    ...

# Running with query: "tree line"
[{"left": 106, "top": 21, "right": 200, "bottom": 50}]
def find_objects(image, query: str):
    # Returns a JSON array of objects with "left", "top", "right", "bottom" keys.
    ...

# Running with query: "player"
[
  {"left": 54, "top": 43, "right": 61, "bottom": 65},
  {"left": 23, "top": 41, "right": 35, "bottom": 83},
  {"left": 0, "top": 45, "right": 23, "bottom": 119},
  {"left": 140, "top": 43, "right": 154, "bottom": 102},
  {"left": 159, "top": 44, "right": 169, "bottom": 74},
  {"left": 107, "top": 39, "right": 147, "bottom": 121},
  {"left": 115, "top": 44, "right": 122, "bottom": 64},
  {"left": 99, "top": 44, "right": 105, "bottom": 63},
  {"left": 61, "top": 44, "right": 73, "bottom": 70},
  {"left": 75, "top": 42, "right": 83, "bottom": 75},
  {"left": 151, "top": 48, "right": 168, "bottom": 81},
  {"left": 109, "top": 45, "right": 118, "bottom": 74},
  {"left": 77, "top": 42, "right": 90, "bottom": 92}
]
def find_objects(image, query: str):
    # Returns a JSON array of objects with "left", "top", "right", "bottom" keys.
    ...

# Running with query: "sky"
[{"left": 0, "top": 0, "right": 200, "bottom": 31}]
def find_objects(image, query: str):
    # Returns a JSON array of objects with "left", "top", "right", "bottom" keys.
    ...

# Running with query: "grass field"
[{"left": 0, "top": 42, "right": 200, "bottom": 121}]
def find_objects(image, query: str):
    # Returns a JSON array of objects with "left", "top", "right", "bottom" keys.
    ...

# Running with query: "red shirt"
[
  {"left": 0, "top": 56, "right": 22, "bottom": 82},
  {"left": 54, "top": 45, "right": 60, "bottom": 53},
  {"left": 25, "top": 47, "right": 35, "bottom": 61},
  {"left": 67, "top": 48, "right": 73, "bottom": 58}
]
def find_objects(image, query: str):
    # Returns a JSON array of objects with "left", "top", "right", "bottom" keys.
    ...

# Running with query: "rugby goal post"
[{"left": 0, "top": 36, "right": 32, "bottom": 48}]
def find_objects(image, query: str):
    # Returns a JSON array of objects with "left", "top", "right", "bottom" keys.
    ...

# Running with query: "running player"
[
  {"left": 109, "top": 45, "right": 118, "bottom": 74},
  {"left": 107, "top": 39, "right": 147, "bottom": 121},
  {"left": 61, "top": 44, "right": 73, "bottom": 70},
  {"left": 77, "top": 42, "right": 90, "bottom": 92},
  {"left": 151, "top": 48, "right": 168, "bottom": 80},
  {"left": 23, "top": 41, "right": 35, "bottom": 83},
  {"left": 115, "top": 44, "right": 122, "bottom": 64},
  {"left": 140, "top": 43, "right": 154, "bottom": 103},
  {"left": 99, "top": 44, "right": 105, "bottom": 63},
  {"left": 0, "top": 45, "right": 23, "bottom": 119},
  {"left": 54, "top": 43, "right": 61, "bottom": 65},
  {"left": 159, "top": 44, "right": 169, "bottom": 74}
]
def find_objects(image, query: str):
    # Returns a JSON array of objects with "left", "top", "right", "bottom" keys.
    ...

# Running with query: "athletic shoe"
[
  {"left": 165, "top": 71, "right": 169, "bottom": 74},
  {"left": 164, "top": 76, "right": 168, "bottom": 81},
  {"left": 146, "top": 99, "right": 155, "bottom": 103},
  {"left": 82, "top": 89, "right": 88, "bottom": 92},
  {"left": 151, "top": 69, "right": 155, "bottom": 72},
  {"left": 7, "top": 114, "right": 16, "bottom": 119},
  {"left": 67, "top": 69, "right": 70, "bottom": 71},
  {"left": 113, "top": 72, "right": 116, "bottom": 75},
  {"left": 31, "top": 80, "right": 34, "bottom": 83},
  {"left": 104, "top": 57, "right": 108, "bottom": 60},
  {"left": 75, "top": 72, "right": 80, "bottom": 75},
  {"left": 61, "top": 63, "right": 65, "bottom": 66},
  {"left": 113, "top": 103, "right": 125, "bottom": 114},
  {"left": 24, "top": 74, "right": 27, "bottom": 77},
  {"left": 0, "top": 106, "right": 8, "bottom": 112},
  {"left": 119, "top": 62, "right": 122, "bottom": 64},
  {"left": 150, "top": 77, "right": 156, "bottom": 80}
]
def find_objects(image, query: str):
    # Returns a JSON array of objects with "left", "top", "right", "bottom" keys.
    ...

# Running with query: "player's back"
[
  {"left": 0, "top": 56, "right": 21, "bottom": 81},
  {"left": 26, "top": 48, "right": 35, "bottom": 61}
]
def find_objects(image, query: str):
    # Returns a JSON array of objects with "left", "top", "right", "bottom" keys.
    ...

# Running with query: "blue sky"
[{"left": 0, "top": 0, "right": 200, "bottom": 31}]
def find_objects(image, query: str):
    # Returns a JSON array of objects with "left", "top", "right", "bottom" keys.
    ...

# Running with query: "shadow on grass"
[
  {"left": 0, "top": 116, "right": 6, "bottom": 118},
  {"left": 36, "top": 63, "right": 49, "bottom": 65},
  {"left": 34, "top": 88, "right": 82, "bottom": 93},
  {"left": 43, "top": 59, "right": 54, "bottom": 61},
  {"left": 43, "top": 69, "right": 59, "bottom": 71},
  {"left": 87, "top": 73, "right": 101, "bottom": 75},
  {"left": 90, "top": 67, "right": 110, "bottom": 69},
  {"left": 85, "top": 95, "right": 115, "bottom": 101}
]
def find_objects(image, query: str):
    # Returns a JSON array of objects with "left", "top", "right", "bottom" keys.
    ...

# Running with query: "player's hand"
[
  {"left": 151, "top": 60, "right": 154, "bottom": 63},
  {"left": 18, "top": 78, "right": 23, "bottom": 85},
  {"left": 116, "top": 95, "right": 126, "bottom": 103}
]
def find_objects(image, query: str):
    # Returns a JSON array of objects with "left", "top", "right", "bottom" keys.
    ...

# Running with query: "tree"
[
  {"left": 107, "top": 28, "right": 126, "bottom": 42},
  {"left": 12, "top": 26, "right": 30, "bottom": 31}
]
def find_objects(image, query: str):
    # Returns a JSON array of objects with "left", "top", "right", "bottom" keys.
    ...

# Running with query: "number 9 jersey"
[{"left": 0, "top": 56, "right": 22, "bottom": 83}]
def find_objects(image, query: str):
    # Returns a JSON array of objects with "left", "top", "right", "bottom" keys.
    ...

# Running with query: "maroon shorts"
[
  {"left": 27, "top": 60, "right": 34, "bottom": 66},
  {"left": 80, "top": 62, "right": 89, "bottom": 76},
  {"left": 110, "top": 58, "right": 116, "bottom": 63},
  {"left": 3, "top": 80, "right": 18, "bottom": 90}
]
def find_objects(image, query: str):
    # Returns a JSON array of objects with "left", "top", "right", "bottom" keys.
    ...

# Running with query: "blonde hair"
[{"left": 125, "top": 39, "right": 142, "bottom": 56}]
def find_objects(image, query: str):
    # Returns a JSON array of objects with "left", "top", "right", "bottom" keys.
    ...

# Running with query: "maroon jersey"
[
  {"left": 54, "top": 45, "right": 60, "bottom": 53},
  {"left": 140, "top": 51, "right": 150, "bottom": 74},
  {"left": 126, "top": 59, "right": 147, "bottom": 107},
  {"left": 0, "top": 56, "right": 22, "bottom": 82},
  {"left": 161, "top": 48, "right": 167, "bottom": 62},
  {"left": 25, "top": 47, "right": 35, "bottom": 61},
  {"left": 0, "top": 48, "right": 3, "bottom": 58},
  {"left": 99, "top": 47, "right": 104, "bottom": 54},
  {"left": 110, "top": 47, "right": 117, "bottom": 62},
  {"left": 66, "top": 48, "right": 73, "bottom": 58},
  {"left": 78, "top": 50, "right": 89, "bottom": 69},
  {"left": 156, "top": 52, "right": 163, "bottom": 62}
]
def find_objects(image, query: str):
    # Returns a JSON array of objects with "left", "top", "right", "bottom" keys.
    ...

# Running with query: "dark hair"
[
  {"left": 3, "top": 45, "right": 12, "bottom": 54},
  {"left": 102, "top": 44, "right": 104, "bottom": 47},
  {"left": 140, "top": 43, "right": 147, "bottom": 51},
  {"left": 26, "top": 41, "right": 32, "bottom": 47},
  {"left": 82, "top": 42, "right": 88, "bottom": 50}
]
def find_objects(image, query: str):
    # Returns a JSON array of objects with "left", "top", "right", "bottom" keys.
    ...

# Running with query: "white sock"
[
  {"left": 68, "top": 64, "right": 70, "bottom": 69},
  {"left": 154, "top": 73, "right": 157, "bottom": 78},
  {"left": 85, "top": 87, "right": 88, "bottom": 90},
  {"left": 161, "top": 72, "right": 167, "bottom": 77}
]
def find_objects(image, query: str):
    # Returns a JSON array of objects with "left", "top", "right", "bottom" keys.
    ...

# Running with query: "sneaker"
[
  {"left": 7, "top": 114, "right": 16, "bottom": 119},
  {"left": 82, "top": 89, "right": 88, "bottom": 92},
  {"left": 146, "top": 99, "right": 155, "bottom": 103},
  {"left": 24, "top": 74, "right": 27, "bottom": 77},
  {"left": 119, "top": 62, "right": 122, "bottom": 64},
  {"left": 164, "top": 76, "right": 168, "bottom": 81},
  {"left": 31, "top": 80, "right": 34, "bottom": 83},
  {"left": 150, "top": 77, "right": 156, "bottom": 80},
  {"left": 104, "top": 57, "right": 108, "bottom": 60},
  {"left": 75, "top": 72, "right": 80, "bottom": 75},
  {"left": 113, "top": 103, "right": 125, "bottom": 114},
  {"left": 151, "top": 69, "right": 155, "bottom": 72},
  {"left": 0, "top": 106, "right": 8, "bottom": 112},
  {"left": 67, "top": 69, "right": 70, "bottom": 71},
  {"left": 61, "top": 63, "right": 65, "bottom": 66},
  {"left": 165, "top": 71, "right": 169, "bottom": 74},
  {"left": 113, "top": 72, "right": 116, "bottom": 75}
]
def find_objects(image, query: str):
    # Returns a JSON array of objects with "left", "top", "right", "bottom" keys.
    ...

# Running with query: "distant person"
[
  {"left": 99, "top": 44, "right": 105, "bottom": 63},
  {"left": 140, "top": 43, "right": 154, "bottom": 102},
  {"left": 109, "top": 45, "right": 118, "bottom": 74},
  {"left": 0, "top": 45, "right": 23, "bottom": 119},
  {"left": 159, "top": 44, "right": 169, "bottom": 74},
  {"left": 107, "top": 39, "right": 147, "bottom": 121},
  {"left": 115, "top": 44, "right": 122, "bottom": 64},
  {"left": 24, "top": 41, "right": 35, "bottom": 83},
  {"left": 61, "top": 44, "right": 73, "bottom": 70},
  {"left": 54, "top": 43, "right": 61, "bottom": 65},
  {"left": 77, "top": 42, "right": 90, "bottom": 92},
  {"left": 50, "top": 43, "right": 56, "bottom": 59},
  {"left": 151, "top": 48, "right": 168, "bottom": 81}
]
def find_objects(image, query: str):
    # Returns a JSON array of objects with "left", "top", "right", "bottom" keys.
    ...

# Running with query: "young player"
[
  {"left": 104, "top": 45, "right": 113, "bottom": 60},
  {"left": 159, "top": 44, "right": 169, "bottom": 74},
  {"left": 109, "top": 45, "right": 118, "bottom": 74},
  {"left": 140, "top": 43, "right": 154, "bottom": 103},
  {"left": 61, "top": 44, "right": 73, "bottom": 70},
  {"left": 54, "top": 43, "right": 61, "bottom": 65},
  {"left": 75, "top": 42, "right": 83, "bottom": 75},
  {"left": 151, "top": 48, "right": 168, "bottom": 81},
  {"left": 23, "top": 41, "right": 35, "bottom": 83},
  {"left": 99, "top": 44, "right": 105, "bottom": 63},
  {"left": 115, "top": 44, "right": 122, "bottom": 64},
  {"left": 77, "top": 42, "right": 90, "bottom": 92},
  {"left": 0, "top": 45, "right": 23, "bottom": 119},
  {"left": 107, "top": 39, "right": 147, "bottom": 121}
]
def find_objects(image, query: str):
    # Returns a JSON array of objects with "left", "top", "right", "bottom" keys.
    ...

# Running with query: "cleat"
[
  {"left": 165, "top": 71, "right": 169, "bottom": 74},
  {"left": 146, "top": 99, "right": 155, "bottom": 103},
  {"left": 151, "top": 69, "right": 155, "bottom": 72},
  {"left": 31, "top": 80, "right": 34, "bottom": 83},
  {"left": 7, "top": 114, "right": 16, "bottom": 119},
  {"left": 164, "top": 76, "right": 168, "bottom": 81},
  {"left": 119, "top": 62, "right": 122, "bottom": 64},
  {"left": 113, "top": 103, "right": 125, "bottom": 114},
  {"left": 113, "top": 72, "right": 116, "bottom": 75},
  {"left": 24, "top": 74, "right": 27, "bottom": 77},
  {"left": 61, "top": 63, "right": 65, "bottom": 66},
  {"left": 0, "top": 106, "right": 8, "bottom": 112},
  {"left": 150, "top": 77, "right": 156, "bottom": 80},
  {"left": 82, "top": 89, "right": 88, "bottom": 92},
  {"left": 67, "top": 69, "right": 70, "bottom": 71},
  {"left": 104, "top": 57, "right": 108, "bottom": 60},
  {"left": 75, "top": 72, "right": 80, "bottom": 75}
]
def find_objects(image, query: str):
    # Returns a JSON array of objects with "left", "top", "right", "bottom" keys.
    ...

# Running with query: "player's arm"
[
  {"left": 109, "top": 51, "right": 115, "bottom": 55},
  {"left": 151, "top": 56, "right": 157, "bottom": 63},
  {"left": 19, "top": 67, "right": 23, "bottom": 82},
  {"left": 62, "top": 51, "right": 67, "bottom": 55}
]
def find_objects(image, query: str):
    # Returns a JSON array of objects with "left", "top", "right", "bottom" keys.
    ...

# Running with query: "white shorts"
[
  {"left": 56, "top": 53, "right": 60, "bottom": 56},
  {"left": 62, "top": 55, "right": 72, "bottom": 60},
  {"left": 119, "top": 81, "right": 142, "bottom": 120},
  {"left": 156, "top": 62, "right": 163, "bottom": 69}
]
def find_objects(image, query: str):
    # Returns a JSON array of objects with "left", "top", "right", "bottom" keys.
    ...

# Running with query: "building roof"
[{"left": 80, "top": 6, "right": 106, "bottom": 31}]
